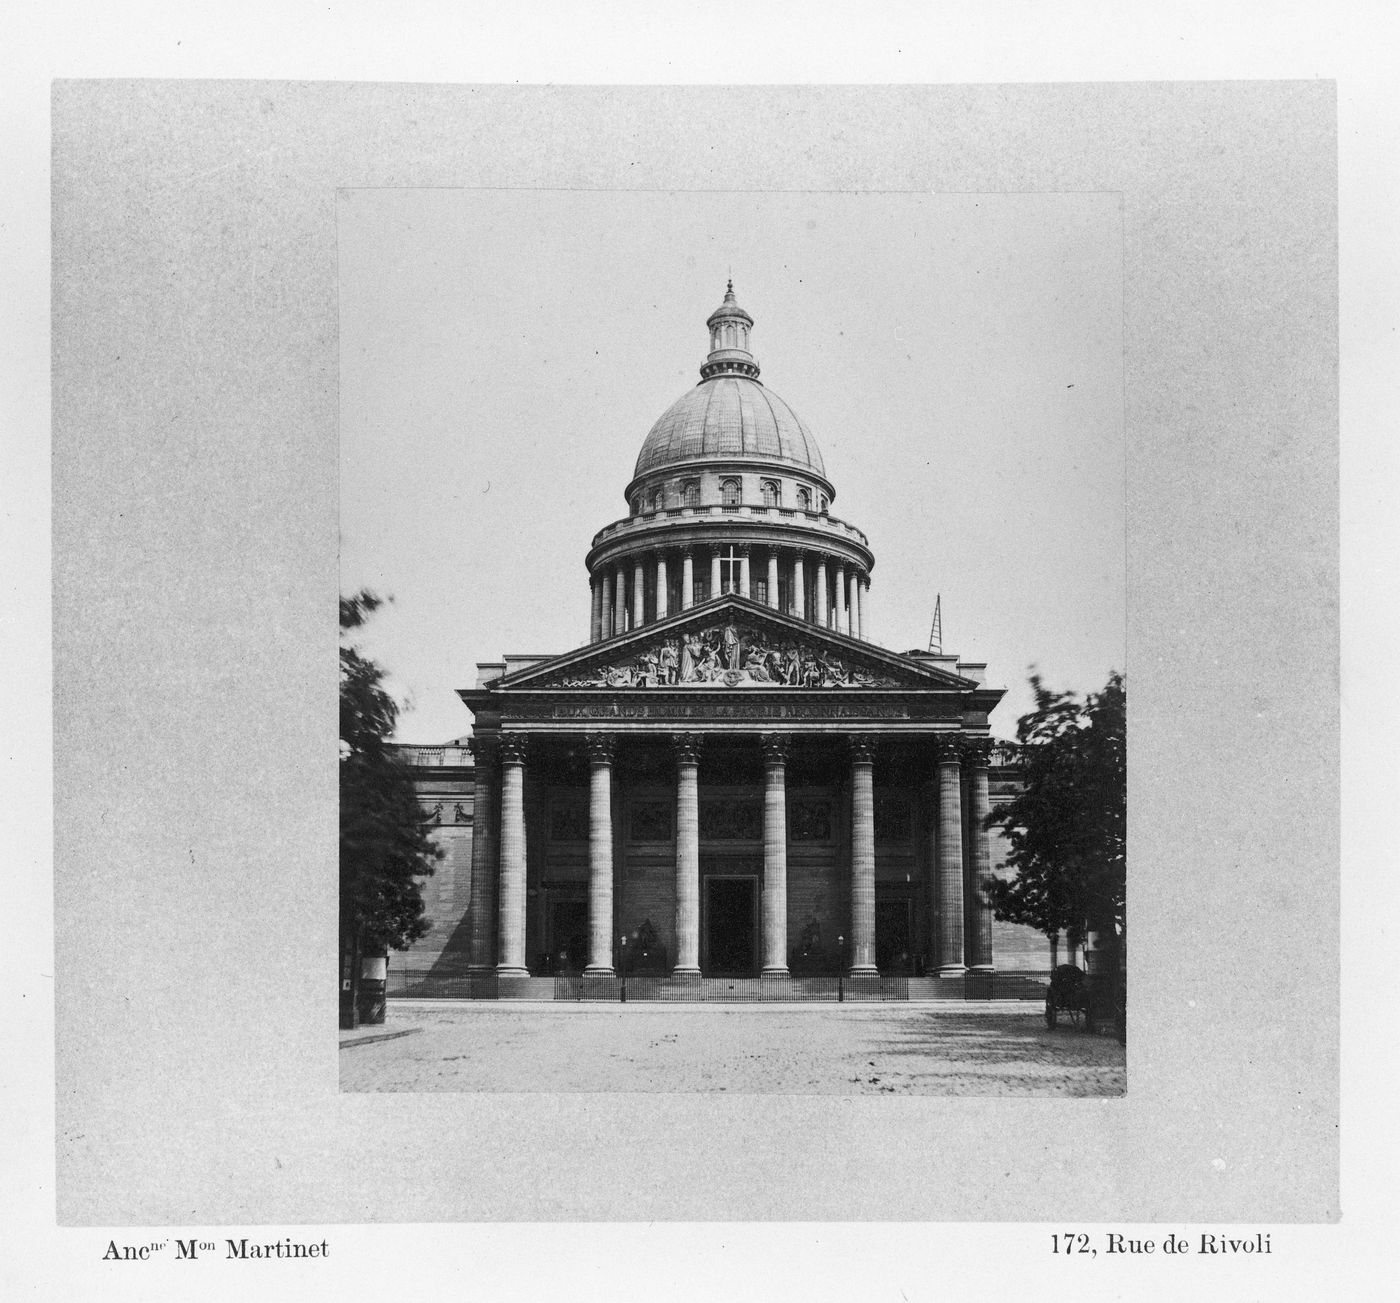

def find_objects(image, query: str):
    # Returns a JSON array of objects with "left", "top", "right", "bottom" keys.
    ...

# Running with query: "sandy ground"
[{"left": 340, "top": 1003, "right": 1125, "bottom": 1096}]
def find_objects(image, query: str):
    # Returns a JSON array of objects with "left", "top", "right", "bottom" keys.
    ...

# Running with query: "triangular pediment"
[{"left": 494, "top": 596, "right": 978, "bottom": 692}]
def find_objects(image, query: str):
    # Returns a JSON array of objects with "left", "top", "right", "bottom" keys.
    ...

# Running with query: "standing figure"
[
  {"left": 784, "top": 644, "right": 802, "bottom": 685},
  {"left": 721, "top": 620, "right": 741, "bottom": 670},
  {"left": 679, "top": 632, "right": 701, "bottom": 682},
  {"left": 658, "top": 639, "right": 679, "bottom": 684}
]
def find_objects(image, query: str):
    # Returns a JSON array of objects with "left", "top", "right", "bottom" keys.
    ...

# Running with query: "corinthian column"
[
  {"left": 792, "top": 553, "right": 806, "bottom": 620},
  {"left": 834, "top": 563, "right": 848, "bottom": 634},
  {"left": 761, "top": 734, "right": 790, "bottom": 975},
  {"left": 496, "top": 734, "right": 529, "bottom": 977},
  {"left": 632, "top": 562, "right": 645, "bottom": 628},
  {"left": 681, "top": 548, "right": 694, "bottom": 610},
  {"left": 965, "top": 738, "right": 995, "bottom": 972},
  {"left": 849, "top": 735, "right": 877, "bottom": 974},
  {"left": 710, "top": 547, "right": 722, "bottom": 600},
  {"left": 672, "top": 733, "right": 703, "bottom": 975},
  {"left": 656, "top": 553, "right": 669, "bottom": 620},
  {"left": 613, "top": 565, "right": 626, "bottom": 634},
  {"left": 589, "top": 575, "right": 601, "bottom": 643},
  {"left": 739, "top": 546, "right": 751, "bottom": 599},
  {"left": 815, "top": 556, "right": 829, "bottom": 627},
  {"left": 848, "top": 569, "right": 860, "bottom": 639},
  {"left": 599, "top": 569, "right": 613, "bottom": 641},
  {"left": 465, "top": 733, "right": 498, "bottom": 971},
  {"left": 585, "top": 733, "right": 616, "bottom": 975},
  {"left": 767, "top": 551, "right": 780, "bottom": 610},
  {"left": 934, "top": 735, "right": 966, "bottom": 975}
]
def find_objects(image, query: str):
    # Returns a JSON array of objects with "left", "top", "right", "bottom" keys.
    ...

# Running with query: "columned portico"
[
  {"left": 585, "top": 733, "right": 616, "bottom": 975},
  {"left": 672, "top": 733, "right": 702, "bottom": 975},
  {"left": 848, "top": 735, "right": 877, "bottom": 974},
  {"left": 760, "top": 733, "right": 790, "bottom": 975},
  {"left": 934, "top": 735, "right": 966, "bottom": 975},
  {"left": 496, "top": 733, "right": 529, "bottom": 977}
]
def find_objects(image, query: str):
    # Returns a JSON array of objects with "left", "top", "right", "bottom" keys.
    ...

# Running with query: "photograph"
[{"left": 336, "top": 188, "right": 1128, "bottom": 1095}]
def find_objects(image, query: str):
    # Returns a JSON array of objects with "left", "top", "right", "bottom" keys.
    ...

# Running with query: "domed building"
[{"left": 393, "top": 286, "right": 1046, "bottom": 997}]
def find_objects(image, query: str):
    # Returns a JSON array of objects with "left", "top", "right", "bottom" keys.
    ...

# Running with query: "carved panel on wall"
[
  {"left": 629, "top": 800, "right": 673, "bottom": 842},
  {"left": 789, "top": 798, "right": 833, "bottom": 842},
  {"left": 700, "top": 798, "right": 763, "bottom": 840},
  {"left": 557, "top": 618, "right": 902, "bottom": 689},
  {"left": 875, "top": 795, "right": 912, "bottom": 842},
  {"left": 549, "top": 794, "right": 588, "bottom": 842}
]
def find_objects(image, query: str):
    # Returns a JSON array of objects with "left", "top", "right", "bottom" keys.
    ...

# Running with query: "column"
[
  {"left": 496, "top": 733, "right": 529, "bottom": 977},
  {"left": 599, "top": 568, "right": 613, "bottom": 641},
  {"left": 767, "top": 550, "right": 780, "bottom": 610},
  {"left": 681, "top": 548, "right": 694, "bottom": 610},
  {"left": 815, "top": 556, "right": 829, "bottom": 627},
  {"left": 584, "top": 733, "right": 615, "bottom": 975},
  {"left": 965, "top": 738, "right": 995, "bottom": 971},
  {"left": 761, "top": 734, "right": 790, "bottom": 975},
  {"left": 590, "top": 575, "right": 602, "bottom": 643},
  {"left": 848, "top": 569, "right": 860, "bottom": 639},
  {"left": 934, "top": 735, "right": 966, "bottom": 975},
  {"left": 465, "top": 734, "right": 498, "bottom": 971},
  {"left": 672, "top": 733, "right": 702, "bottom": 975},
  {"left": 860, "top": 576, "right": 869, "bottom": 640},
  {"left": 792, "top": 553, "right": 806, "bottom": 620},
  {"left": 848, "top": 735, "right": 877, "bottom": 974},
  {"left": 613, "top": 564, "right": 626, "bottom": 634},
  {"left": 739, "top": 546, "right": 751, "bottom": 598},
  {"left": 710, "top": 547, "right": 722, "bottom": 599},
  {"left": 834, "top": 564, "right": 848, "bottom": 634},
  {"left": 632, "top": 560, "right": 645, "bottom": 628},
  {"left": 656, "top": 552, "right": 669, "bottom": 621}
]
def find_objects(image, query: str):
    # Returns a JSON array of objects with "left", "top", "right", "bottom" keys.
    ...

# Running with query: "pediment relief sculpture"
[{"left": 556, "top": 619, "right": 904, "bottom": 689}]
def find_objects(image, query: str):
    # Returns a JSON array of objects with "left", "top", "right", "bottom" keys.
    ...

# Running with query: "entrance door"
[
  {"left": 704, "top": 877, "right": 758, "bottom": 975},
  {"left": 875, "top": 898, "right": 913, "bottom": 974},
  {"left": 549, "top": 897, "right": 589, "bottom": 972}
]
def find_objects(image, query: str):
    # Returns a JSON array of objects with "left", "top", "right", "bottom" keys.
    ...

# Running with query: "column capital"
[
  {"left": 848, "top": 734, "right": 878, "bottom": 765},
  {"left": 498, "top": 732, "right": 530, "bottom": 765},
  {"left": 671, "top": 732, "right": 704, "bottom": 765},
  {"left": 736, "top": 542, "right": 751, "bottom": 556},
  {"left": 933, "top": 733, "right": 963, "bottom": 765},
  {"left": 680, "top": 544, "right": 694, "bottom": 558},
  {"left": 584, "top": 732, "right": 616, "bottom": 765},
  {"left": 467, "top": 733, "right": 499, "bottom": 764},
  {"left": 962, "top": 736, "right": 993, "bottom": 768},
  {"left": 760, "top": 732, "right": 790, "bottom": 765}
]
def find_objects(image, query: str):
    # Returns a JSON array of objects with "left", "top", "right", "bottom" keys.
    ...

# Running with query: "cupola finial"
[{"left": 701, "top": 279, "right": 759, "bottom": 381}]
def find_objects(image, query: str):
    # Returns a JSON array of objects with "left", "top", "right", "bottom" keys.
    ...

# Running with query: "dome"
[{"left": 633, "top": 375, "right": 827, "bottom": 480}]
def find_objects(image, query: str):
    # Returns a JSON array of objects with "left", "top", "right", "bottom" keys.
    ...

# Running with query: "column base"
[
  {"left": 968, "top": 964, "right": 995, "bottom": 974},
  {"left": 582, "top": 964, "right": 615, "bottom": 977},
  {"left": 467, "top": 964, "right": 495, "bottom": 975},
  {"left": 761, "top": 965, "right": 790, "bottom": 977},
  {"left": 670, "top": 965, "right": 701, "bottom": 977},
  {"left": 847, "top": 964, "right": 878, "bottom": 977},
  {"left": 938, "top": 964, "right": 967, "bottom": 977},
  {"left": 495, "top": 965, "right": 529, "bottom": 978}
]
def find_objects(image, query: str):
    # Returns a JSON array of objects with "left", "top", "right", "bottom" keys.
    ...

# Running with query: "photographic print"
[{"left": 336, "top": 188, "right": 1127, "bottom": 1095}]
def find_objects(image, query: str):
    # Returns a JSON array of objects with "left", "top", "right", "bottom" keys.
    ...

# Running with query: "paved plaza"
[{"left": 340, "top": 1003, "right": 1126, "bottom": 1096}]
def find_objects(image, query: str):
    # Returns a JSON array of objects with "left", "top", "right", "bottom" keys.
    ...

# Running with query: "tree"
[
  {"left": 340, "top": 591, "right": 440, "bottom": 1026},
  {"left": 985, "top": 671, "right": 1126, "bottom": 961}
]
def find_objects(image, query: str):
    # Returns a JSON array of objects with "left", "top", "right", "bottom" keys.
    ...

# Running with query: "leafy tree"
[
  {"left": 340, "top": 592, "right": 440, "bottom": 1020},
  {"left": 985, "top": 671, "right": 1126, "bottom": 958}
]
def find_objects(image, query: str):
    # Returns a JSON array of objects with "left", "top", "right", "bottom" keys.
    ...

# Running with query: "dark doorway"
[
  {"left": 875, "top": 898, "right": 913, "bottom": 974},
  {"left": 549, "top": 897, "right": 589, "bottom": 972},
  {"left": 704, "top": 877, "right": 758, "bottom": 975}
]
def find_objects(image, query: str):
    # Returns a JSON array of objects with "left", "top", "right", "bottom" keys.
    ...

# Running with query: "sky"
[{"left": 339, "top": 188, "right": 1125, "bottom": 742}]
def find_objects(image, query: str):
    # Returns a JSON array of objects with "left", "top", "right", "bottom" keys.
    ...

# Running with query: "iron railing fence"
[{"left": 387, "top": 968, "right": 1055, "bottom": 1002}]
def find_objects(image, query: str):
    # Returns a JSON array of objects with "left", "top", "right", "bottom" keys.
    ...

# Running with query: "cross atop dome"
[{"left": 701, "top": 279, "right": 759, "bottom": 380}]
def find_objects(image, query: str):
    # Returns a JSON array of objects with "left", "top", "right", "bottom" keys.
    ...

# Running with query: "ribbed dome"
[{"left": 633, "top": 375, "right": 827, "bottom": 479}]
